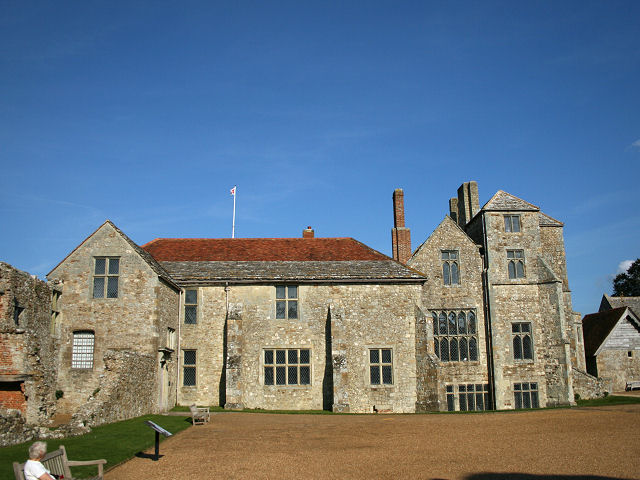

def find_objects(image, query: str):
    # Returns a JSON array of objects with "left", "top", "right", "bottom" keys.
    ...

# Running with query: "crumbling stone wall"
[
  {"left": 71, "top": 349, "right": 157, "bottom": 427},
  {"left": 572, "top": 368, "right": 610, "bottom": 399},
  {"left": 0, "top": 262, "right": 58, "bottom": 424}
]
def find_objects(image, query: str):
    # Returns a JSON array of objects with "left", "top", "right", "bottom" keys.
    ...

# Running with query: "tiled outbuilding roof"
[
  {"left": 142, "top": 238, "right": 389, "bottom": 262},
  {"left": 582, "top": 307, "right": 629, "bottom": 357}
]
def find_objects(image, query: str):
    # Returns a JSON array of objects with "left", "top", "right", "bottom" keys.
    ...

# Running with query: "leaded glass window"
[
  {"left": 72, "top": 331, "right": 94, "bottom": 369},
  {"left": 432, "top": 310, "right": 479, "bottom": 362},
  {"left": 512, "top": 322, "right": 534, "bottom": 361},
  {"left": 276, "top": 285, "right": 298, "bottom": 319},
  {"left": 93, "top": 257, "right": 119, "bottom": 298},
  {"left": 507, "top": 250, "right": 525, "bottom": 279},
  {"left": 442, "top": 250, "right": 460, "bottom": 285},
  {"left": 369, "top": 348, "right": 393, "bottom": 385},
  {"left": 184, "top": 289, "right": 198, "bottom": 324},
  {"left": 514, "top": 382, "right": 539, "bottom": 409},
  {"left": 183, "top": 350, "right": 196, "bottom": 386},
  {"left": 446, "top": 384, "right": 490, "bottom": 411},
  {"left": 264, "top": 348, "right": 310, "bottom": 386}
]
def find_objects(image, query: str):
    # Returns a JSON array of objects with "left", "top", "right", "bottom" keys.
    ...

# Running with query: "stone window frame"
[
  {"left": 432, "top": 310, "right": 479, "bottom": 363},
  {"left": 512, "top": 322, "right": 534, "bottom": 362},
  {"left": 182, "top": 349, "right": 197, "bottom": 387},
  {"left": 184, "top": 289, "right": 198, "bottom": 324},
  {"left": 275, "top": 285, "right": 299, "bottom": 320},
  {"left": 446, "top": 383, "right": 490, "bottom": 411},
  {"left": 506, "top": 249, "right": 525, "bottom": 279},
  {"left": 441, "top": 250, "right": 460, "bottom": 286},
  {"left": 71, "top": 330, "right": 95, "bottom": 369},
  {"left": 369, "top": 347, "right": 393, "bottom": 386},
  {"left": 504, "top": 214, "right": 521, "bottom": 233},
  {"left": 92, "top": 257, "right": 120, "bottom": 299},
  {"left": 13, "top": 298, "right": 24, "bottom": 327},
  {"left": 51, "top": 290, "right": 61, "bottom": 335},
  {"left": 167, "top": 327, "right": 176, "bottom": 351},
  {"left": 514, "top": 382, "right": 539, "bottom": 409},
  {"left": 263, "top": 348, "right": 311, "bottom": 386}
]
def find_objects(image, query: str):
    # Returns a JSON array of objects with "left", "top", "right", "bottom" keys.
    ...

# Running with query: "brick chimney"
[
  {"left": 391, "top": 189, "right": 411, "bottom": 264},
  {"left": 302, "top": 226, "right": 314, "bottom": 238}
]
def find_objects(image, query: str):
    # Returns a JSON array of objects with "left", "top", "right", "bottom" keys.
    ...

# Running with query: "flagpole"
[{"left": 231, "top": 186, "right": 236, "bottom": 238}]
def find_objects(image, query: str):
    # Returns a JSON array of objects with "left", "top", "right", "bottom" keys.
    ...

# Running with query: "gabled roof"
[
  {"left": 47, "top": 220, "right": 179, "bottom": 290},
  {"left": 601, "top": 294, "right": 640, "bottom": 317},
  {"left": 142, "top": 237, "right": 426, "bottom": 284},
  {"left": 410, "top": 215, "right": 478, "bottom": 262},
  {"left": 141, "top": 237, "right": 389, "bottom": 262},
  {"left": 582, "top": 307, "right": 639, "bottom": 356},
  {"left": 538, "top": 211, "right": 564, "bottom": 227},
  {"left": 481, "top": 190, "right": 539, "bottom": 212}
]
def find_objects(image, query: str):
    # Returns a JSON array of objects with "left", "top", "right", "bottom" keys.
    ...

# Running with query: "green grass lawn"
[
  {"left": 576, "top": 394, "right": 640, "bottom": 407},
  {"left": 0, "top": 414, "right": 192, "bottom": 479}
]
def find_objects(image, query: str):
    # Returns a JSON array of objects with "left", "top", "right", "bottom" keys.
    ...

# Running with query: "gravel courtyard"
[{"left": 106, "top": 404, "right": 640, "bottom": 480}]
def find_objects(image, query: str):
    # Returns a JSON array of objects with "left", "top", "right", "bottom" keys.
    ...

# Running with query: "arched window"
[
  {"left": 507, "top": 250, "right": 525, "bottom": 279},
  {"left": 441, "top": 250, "right": 460, "bottom": 285},
  {"left": 512, "top": 322, "right": 534, "bottom": 360}
]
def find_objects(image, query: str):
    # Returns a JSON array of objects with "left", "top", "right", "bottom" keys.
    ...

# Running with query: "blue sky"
[{"left": 1, "top": 1, "right": 638, "bottom": 315}]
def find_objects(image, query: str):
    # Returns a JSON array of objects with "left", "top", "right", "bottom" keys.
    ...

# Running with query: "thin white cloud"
[
  {"left": 617, "top": 259, "right": 633, "bottom": 274},
  {"left": 630, "top": 139, "right": 640, "bottom": 150}
]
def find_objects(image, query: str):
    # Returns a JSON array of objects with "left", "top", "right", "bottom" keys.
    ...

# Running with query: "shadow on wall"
[{"left": 455, "top": 474, "right": 630, "bottom": 480}]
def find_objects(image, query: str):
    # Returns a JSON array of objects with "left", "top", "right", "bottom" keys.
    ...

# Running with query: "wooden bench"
[
  {"left": 626, "top": 380, "right": 640, "bottom": 391},
  {"left": 189, "top": 404, "right": 210, "bottom": 425},
  {"left": 13, "top": 445, "right": 106, "bottom": 480}
]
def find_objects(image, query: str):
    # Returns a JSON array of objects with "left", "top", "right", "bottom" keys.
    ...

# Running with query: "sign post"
[{"left": 144, "top": 421, "right": 173, "bottom": 461}]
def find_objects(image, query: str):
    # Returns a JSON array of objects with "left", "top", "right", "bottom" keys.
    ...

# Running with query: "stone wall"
[
  {"left": 596, "top": 350, "right": 640, "bottom": 392},
  {"left": 409, "top": 216, "right": 489, "bottom": 411},
  {"left": 0, "top": 262, "right": 58, "bottom": 424},
  {"left": 572, "top": 368, "right": 609, "bottom": 399},
  {"left": 71, "top": 349, "right": 157, "bottom": 427},
  {"left": 48, "top": 222, "right": 178, "bottom": 416}
]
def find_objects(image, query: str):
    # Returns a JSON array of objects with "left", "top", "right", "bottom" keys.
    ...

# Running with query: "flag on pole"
[{"left": 230, "top": 186, "right": 236, "bottom": 196}]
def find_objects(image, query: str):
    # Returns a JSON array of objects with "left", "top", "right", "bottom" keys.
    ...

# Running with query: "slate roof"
[
  {"left": 538, "top": 212, "right": 564, "bottom": 227},
  {"left": 482, "top": 190, "right": 539, "bottom": 212},
  {"left": 602, "top": 295, "right": 640, "bottom": 317},
  {"left": 582, "top": 307, "right": 629, "bottom": 357},
  {"left": 582, "top": 307, "right": 627, "bottom": 357},
  {"left": 141, "top": 237, "right": 426, "bottom": 284},
  {"left": 161, "top": 260, "right": 426, "bottom": 284}
]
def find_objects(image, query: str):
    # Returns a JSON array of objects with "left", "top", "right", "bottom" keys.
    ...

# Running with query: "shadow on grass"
[{"left": 134, "top": 452, "right": 164, "bottom": 461}]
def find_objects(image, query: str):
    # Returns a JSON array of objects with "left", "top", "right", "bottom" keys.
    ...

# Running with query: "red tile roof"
[{"left": 141, "top": 238, "right": 390, "bottom": 262}]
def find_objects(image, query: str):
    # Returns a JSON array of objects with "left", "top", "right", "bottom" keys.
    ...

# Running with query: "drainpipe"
[
  {"left": 481, "top": 213, "right": 497, "bottom": 410},
  {"left": 176, "top": 289, "right": 183, "bottom": 405}
]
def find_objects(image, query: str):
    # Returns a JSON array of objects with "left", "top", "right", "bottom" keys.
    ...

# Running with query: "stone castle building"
[{"left": 1, "top": 181, "right": 597, "bottom": 431}]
